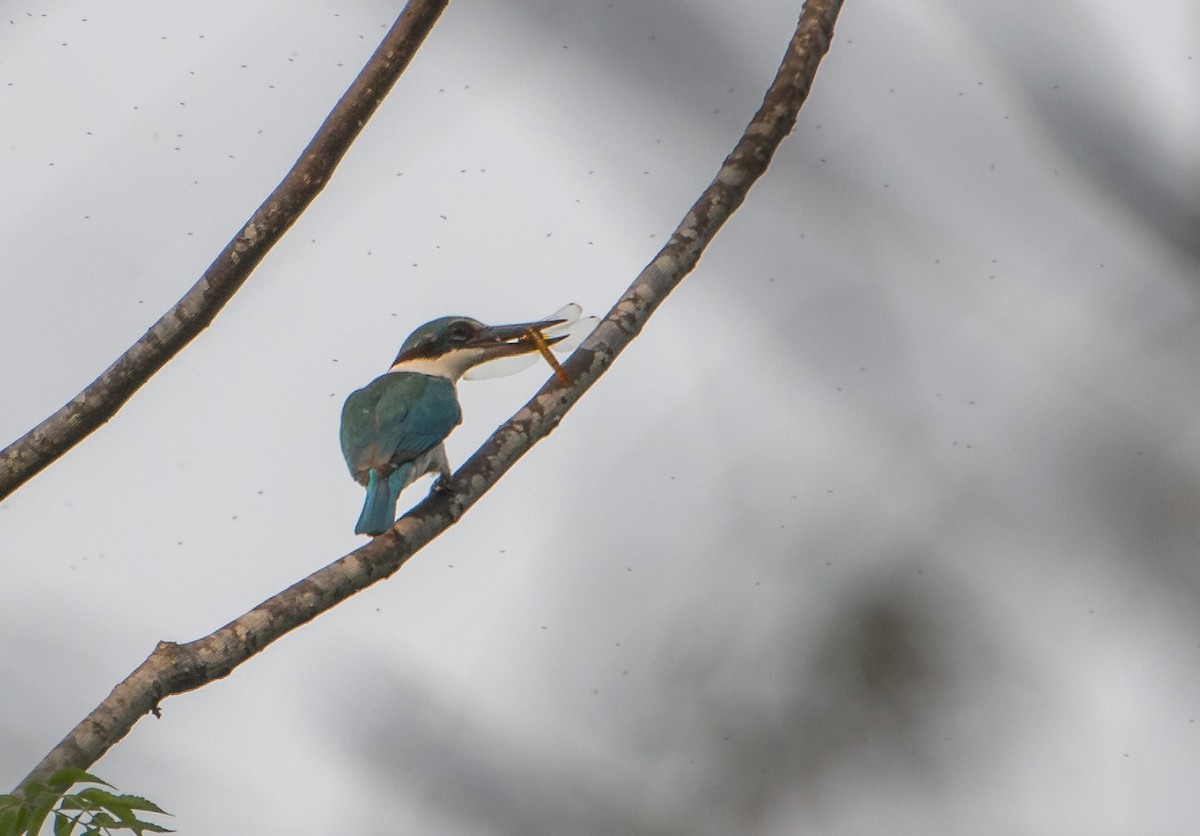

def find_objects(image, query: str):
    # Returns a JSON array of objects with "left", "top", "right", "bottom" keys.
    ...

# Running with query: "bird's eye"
[{"left": 448, "top": 322, "right": 474, "bottom": 342}]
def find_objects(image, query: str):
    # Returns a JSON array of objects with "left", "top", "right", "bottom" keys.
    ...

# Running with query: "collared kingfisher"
[{"left": 340, "top": 312, "right": 570, "bottom": 536}]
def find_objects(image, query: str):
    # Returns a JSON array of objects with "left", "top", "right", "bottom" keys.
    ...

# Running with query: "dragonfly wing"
[
  {"left": 541, "top": 303, "right": 581, "bottom": 331},
  {"left": 547, "top": 314, "right": 598, "bottom": 352},
  {"left": 464, "top": 304, "right": 594, "bottom": 380},
  {"left": 463, "top": 352, "right": 539, "bottom": 380}
]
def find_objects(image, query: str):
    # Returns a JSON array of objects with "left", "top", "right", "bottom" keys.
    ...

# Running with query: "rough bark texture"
[
  {"left": 17, "top": 0, "right": 844, "bottom": 792},
  {"left": 0, "top": 0, "right": 450, "bottom": 502}
]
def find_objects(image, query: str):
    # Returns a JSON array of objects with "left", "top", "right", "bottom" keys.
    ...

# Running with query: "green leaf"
[
  {"left": 53, "top": 809, "right": 83, "bottom": 836},
  {"left": 18, "top": 782, "right": 50, "bottom": 806},
  {"left": 109, "top": 796, "right": 168, "bottom": 817},
  {"left": 103, "top": 802, "right": 138, "bottom": 827},
  {"left": 26, "top": 793, "right": 61, "bottom": 836},
  {"left": 0, "top": 806, "right": 28, "bottom": 836},
  {"left": 0, "top": 773, "right": 172, "bottom": 836},
  {"left": 85, "top": 811, "right": 118, "bottom": 828},
  {"left": 74, "top": 788, "right": 127, "bottom": 809},
  {"left": 47, "top": 769, "right": 113, "bottom": 791}
]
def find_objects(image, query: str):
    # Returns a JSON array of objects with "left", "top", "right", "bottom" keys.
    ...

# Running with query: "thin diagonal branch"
[
  {"left": 0, "top": 0, "right": 449, "bottom": 502},
  {"left": 17, "top": 0, "right": 844, "bottom": 792}
]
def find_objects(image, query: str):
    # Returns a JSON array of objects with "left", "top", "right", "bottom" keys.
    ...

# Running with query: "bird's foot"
[{"left": 431, "top": 476, "right": 455, "bottom": 497}]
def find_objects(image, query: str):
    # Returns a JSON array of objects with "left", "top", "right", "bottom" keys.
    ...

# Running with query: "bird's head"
[{"left": 389, "top": 314, "right": 568, "bottom": 380}]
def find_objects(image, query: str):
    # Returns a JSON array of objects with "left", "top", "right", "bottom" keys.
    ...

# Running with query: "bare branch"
[
  {"left": 0, "top": 0, "right": 450, "bottom": 502},
  {"left": 17, "top": 0, "right": 844, "bottom": 791}
]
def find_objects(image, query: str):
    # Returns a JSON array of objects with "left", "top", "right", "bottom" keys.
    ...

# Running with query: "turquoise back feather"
[{"left": 340, "top": 372, "right": 462, "bottom": 534}]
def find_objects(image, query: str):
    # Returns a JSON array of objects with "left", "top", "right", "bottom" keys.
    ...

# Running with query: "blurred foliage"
[{"left": 0, "top": 770, "right": 170, "bottom": 836}]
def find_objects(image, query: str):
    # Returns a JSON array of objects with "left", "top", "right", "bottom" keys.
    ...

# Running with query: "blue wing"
[{"left": 339, "top": 372, "right": 462, "bottom": 485}]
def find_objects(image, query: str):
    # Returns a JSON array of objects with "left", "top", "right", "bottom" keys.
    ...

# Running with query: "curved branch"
[
  {"left": 17, "top": 0, "right": 844, "bottom": 791},
  {"left": 0, "top": 0, "right": 450, "bottom": 502}
]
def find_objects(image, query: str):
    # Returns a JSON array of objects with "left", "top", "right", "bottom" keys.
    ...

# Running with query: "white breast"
[{"left": 389, "top": 348, "right": 487, "bottom": 381}]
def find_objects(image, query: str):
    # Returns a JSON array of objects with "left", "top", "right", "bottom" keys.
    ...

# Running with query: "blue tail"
[{"left": 355, "top": 466, "right": 410, "bottom": 535}]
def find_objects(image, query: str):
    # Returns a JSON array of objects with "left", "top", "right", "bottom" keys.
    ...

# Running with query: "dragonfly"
[{"left": 464, "top": 303, "right": 598, "bottom": 385}]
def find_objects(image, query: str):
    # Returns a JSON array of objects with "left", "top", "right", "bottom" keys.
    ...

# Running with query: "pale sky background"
[{"left": 3, "top": 1, "right": 1200, "bottom": 834}]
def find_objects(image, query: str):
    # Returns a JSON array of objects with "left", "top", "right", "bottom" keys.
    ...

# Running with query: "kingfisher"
[{"left": 340, "top": 312, "right": 569, "bottom": 536}]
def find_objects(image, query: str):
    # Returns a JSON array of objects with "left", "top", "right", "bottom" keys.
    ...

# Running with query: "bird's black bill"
[{"left": 469, "top": 318, "right": 567, "bottom": 347}]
